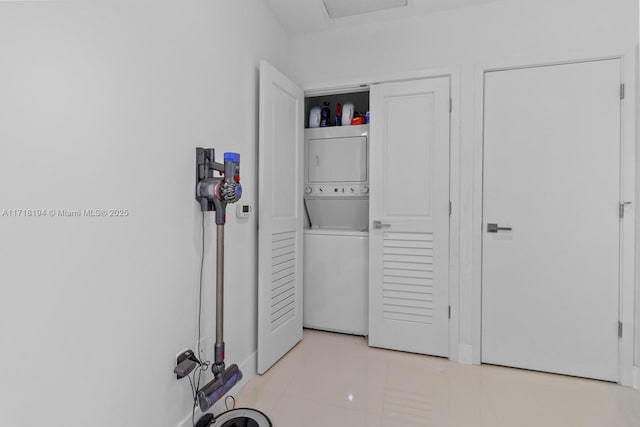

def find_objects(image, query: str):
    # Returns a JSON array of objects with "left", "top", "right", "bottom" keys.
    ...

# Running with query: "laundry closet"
[
  {"left": 257, "top": 61, "right": 452, "bottom": 374},
  {"left": 302, "top": 91, "right": 371, "bottom": 336}
]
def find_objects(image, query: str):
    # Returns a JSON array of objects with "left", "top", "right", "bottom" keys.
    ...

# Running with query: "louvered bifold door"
[
  {"left": 382, "top": 232, "right": 435, "bottom": 324},
  {"left": 368, "top": 77, "right": 450, "bottom": 356},
  {"left": 257, "top": 61, "right": 304, "bottom": 374},
  {"left": 270, "top": 231, "right": 297, "bottom": 331}
]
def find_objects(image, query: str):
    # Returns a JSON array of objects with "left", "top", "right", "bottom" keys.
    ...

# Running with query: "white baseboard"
[
  {"left": 176, "top": 351, "right": 257, "bottom": 427},
  {"left": 458, "top": 344, "right": 473, "bottom": 365},
  {"left": 633, "top": 366, "right": 640, "bottom": 391}
]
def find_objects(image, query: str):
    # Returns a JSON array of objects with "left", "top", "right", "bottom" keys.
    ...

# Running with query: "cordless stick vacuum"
[{"left": 195, "top": 148, "right": 243, "bottom": 412}]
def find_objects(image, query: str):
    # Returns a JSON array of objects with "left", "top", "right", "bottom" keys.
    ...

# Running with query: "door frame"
[
  {"left": 303, "top": 66, "right": 462, "bottom": 362},
  {"left": 471, "top": 50, "right": 637, "bottom": 386}
]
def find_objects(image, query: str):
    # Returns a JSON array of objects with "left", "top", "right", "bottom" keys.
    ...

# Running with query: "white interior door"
[
  {"left": 368, "top": 77, "right": 450, "bottom": 356},
  {"left": 257, "top": 61, "right": 304, "bottom": 374},
  {"left": 482, "top": 59, "right": 621, "bottom": 381}
]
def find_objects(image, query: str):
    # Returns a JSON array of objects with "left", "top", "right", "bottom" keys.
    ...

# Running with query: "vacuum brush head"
[{"left": 197, "top": 364, "right": 242, "bottom": 412}]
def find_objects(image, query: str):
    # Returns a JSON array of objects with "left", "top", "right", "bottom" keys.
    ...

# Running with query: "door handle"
[
  {"left": 373, "top": 220, "right": 391, "bottom": 229},
  {"left": 487, "top": 223, "right": 512, "bottom": 233}
]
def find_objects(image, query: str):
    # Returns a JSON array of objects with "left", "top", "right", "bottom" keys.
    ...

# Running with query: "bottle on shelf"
[{"left": 320, "top": 102, "right": 330, "bottom": 127}]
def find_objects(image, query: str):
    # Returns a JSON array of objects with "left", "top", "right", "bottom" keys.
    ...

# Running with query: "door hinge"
[
  {"left": 618, "top": 321, "right": 623, "bottom": 338},
  {"left": 620, "top": 84, "right": 625, "bottom": 100},
  {"left": 449, "top": 98, "right": 452, "bottom": 113},
  {"left": 448, "top": 305, "right": 451, "bottom": 319},
  {"left": 620, "top": 202, "right": 631, "bottom": 219},
  {"left": 449, "top": 201, "right": 452, "bottom": 216}
]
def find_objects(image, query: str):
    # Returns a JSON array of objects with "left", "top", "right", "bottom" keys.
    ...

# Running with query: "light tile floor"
[{"left": 235, "top": 329, "right": 640, "bottom": 427}]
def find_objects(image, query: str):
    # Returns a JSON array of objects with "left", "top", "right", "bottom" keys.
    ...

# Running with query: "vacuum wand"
[{"left": 195, "top": 149, "right": 243, "bottom": 412}]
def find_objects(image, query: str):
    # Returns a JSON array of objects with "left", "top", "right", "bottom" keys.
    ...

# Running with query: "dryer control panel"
[{"left": 304, "top": 184, "right": 369, "bottom": 197}]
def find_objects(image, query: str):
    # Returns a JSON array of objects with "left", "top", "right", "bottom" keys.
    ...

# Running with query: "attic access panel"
[{"left": 322, "top": 0, "right": 407, "bottom": 19}]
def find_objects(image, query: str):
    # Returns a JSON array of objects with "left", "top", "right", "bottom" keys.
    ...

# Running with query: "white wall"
[
  {"left": 0, "top": 2, "right": 289, "bottom": 426},
  {"left": 290, "top": 0, "right": 638, "bottom": 372},
  {"left": 291, "top": 0, "right": 637, "bottom": 83}
]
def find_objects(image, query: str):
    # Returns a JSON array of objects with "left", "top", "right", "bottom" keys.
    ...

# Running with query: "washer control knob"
[
  {"left": 305, "top": 186, "right": 312, "bottom": 194},
  {"left": 363, "top": 186, "right": 369, "bottom": 194}
]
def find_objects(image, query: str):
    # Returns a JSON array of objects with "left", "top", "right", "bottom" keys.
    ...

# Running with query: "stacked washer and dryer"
[{"left": 302, "top": 124, "right": 369, "bottom": 336}]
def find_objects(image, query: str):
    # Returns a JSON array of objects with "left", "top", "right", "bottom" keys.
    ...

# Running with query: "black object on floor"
[
  {"left": 214, "top": 408, "right": 272, "bottom": 427},
  {"left": 195, "top": 413, "right": 215, "bottom": 427},
  {"left": 195, "top": 408, "right": 272, "bottom": 427}
]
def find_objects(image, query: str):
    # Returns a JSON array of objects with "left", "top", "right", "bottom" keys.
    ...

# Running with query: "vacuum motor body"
[{"left": 196, "top": 149, "right": 242, "bottom": 224}]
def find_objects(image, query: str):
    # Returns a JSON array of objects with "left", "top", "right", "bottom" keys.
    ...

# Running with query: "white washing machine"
[{"left": 303, "top": 228, "right": 368, "bottom": 335}]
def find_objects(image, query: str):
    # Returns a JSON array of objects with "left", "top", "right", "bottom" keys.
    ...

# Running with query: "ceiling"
[{"left": 265, "top": 0, "right": 504, "bottom": 36}]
